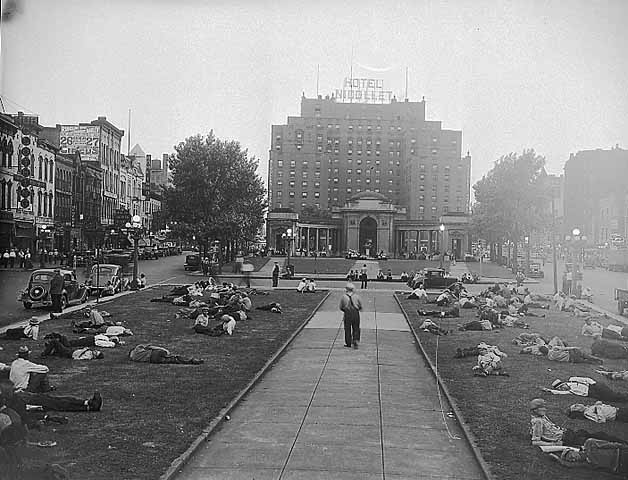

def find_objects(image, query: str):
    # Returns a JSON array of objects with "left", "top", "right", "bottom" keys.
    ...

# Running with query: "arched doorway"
[{"left": 359, "top": 217, "right": 377, "bottom": 256}]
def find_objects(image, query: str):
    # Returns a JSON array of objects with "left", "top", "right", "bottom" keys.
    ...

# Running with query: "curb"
[
  {"left": 394, "top": 294, "right": 496, "bottom": 480},
  {"left": 159, "top": 290, "right": 332, "bottom": 480}
]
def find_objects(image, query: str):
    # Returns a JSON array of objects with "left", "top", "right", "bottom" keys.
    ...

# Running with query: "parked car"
[
  {"left": 184, "top": 254, "right": 201, "bottom": 271},
  {"left": 463, "top": 254, "right": 478, "bottom": 262},
  {"left": 345, "top": 250, "right": 360, "bottom": 259},
  {"left": 86, "top": 264, "right": 127, "bottom": 296},
  {"left": 409, "top": 268, "right": 459, "bottom": 289},
  {"left": 19, "top": 269, "right": 87, "bottom": 310},
  {"left": 526, "top": 262, "right": 545, "bottom": 278}
]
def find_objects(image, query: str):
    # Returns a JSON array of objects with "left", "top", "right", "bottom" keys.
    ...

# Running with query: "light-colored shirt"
[
  {"left": 546, "top": 377, "right": 596, "bottom": 396},
  {"left": 10, "top": 358, "right": 49, "bottom": 392},
  {"left": 339, "top": 293, "right": 363, "bottom": 313},
  {"left": 547, "top": 346, "right": 572, "bottom": 362},
  {"left": 582, "top": 321, "right": 603, "bottom": 337},
  {"left": 583, "top": 402, "right": 618, "bottom": 423},
  {"left": 194, "top": 314, "right": 210, "bottom": 327},
  {"left": 530, "top": 415, "right": 563, "bottom": 443}
]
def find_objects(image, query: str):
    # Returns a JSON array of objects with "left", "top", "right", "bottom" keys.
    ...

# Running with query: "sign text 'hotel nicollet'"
[{"left": 334, "top": 77, "right": 394, "bottom": 104}]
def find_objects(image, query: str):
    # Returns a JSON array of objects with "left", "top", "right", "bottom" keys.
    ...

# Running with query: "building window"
[
  {"left": 347, "top": 178, "right": 352, "bottom": 184},
  {"left": 302, "top": 181, "right": 308, "bottom": 187},
  {"left": 277, "top": 191, "right": 282, "bottom": 197},
  {"left": 346, "top": 188, "right": 352, "bottom": 193},
  {"left": 419, "top": 206, "right": 425, "bottom": 214},
  {"left": 419, "top": 174, "right": 425, "bottom": 181},
  {"left": 277, "top": 180, "right": 283, "bottom": 186},
  {"left": 333, "top": 178, "right": 339, "bottom": 183},
  {"left": 443, "top": 206, "right": 449, "bottom": 213},
  {"left": 38, "top": 157, "right": 43, "bottom": 180},
  {"left": 290, "top": 170, "right": 295, "bottom": 177},
  {"left": 302, "top": 192, "right": 308, "bottom": 198},
  {"left": 314, "top": 181, "right": 320, "bottom": 187},
  {"left": 419, "top": 185, "right": 425, "bottom": 191},
  {"left": 314, "top": 192, "right": 320, "bottom": 198},
  {"left": 356, "top": 169, "right": 362, "bottom": 175},
  {"left": 290, "top": 160, "right": 296, "bottom": 167},
  {"left": 289, "top": 191, "right": 295, "bottom": 198},
  {"left": 302, "top": 171, "right": 308, "bottom": 178},
  {"left": 289, "top": 181, "right": 294, "bottom": 187}
]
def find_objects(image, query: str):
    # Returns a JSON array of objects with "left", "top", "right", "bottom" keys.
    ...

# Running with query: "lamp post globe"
[
  {"left": 439, "top": 224, "right": 445, "bottom": 269},
  {"left": 572, "top": 228, "right": 580, "bottom": 237}
]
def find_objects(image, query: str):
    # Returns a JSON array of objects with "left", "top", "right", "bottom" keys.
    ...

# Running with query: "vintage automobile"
[
  {"left": 184, "top": 254, "right": 201, "bottom": 271},
  {"left": 526, "top": 262, "right": 545, "bottom": 278},
  {"left": 19, "top": 269, "right": 87, "bottom": 310},
  {"left": 408, "top": 267, "right": 459, "bottom": 289},
  {"left": 86, "top": 264, "right": 128, "bottom": 296}
]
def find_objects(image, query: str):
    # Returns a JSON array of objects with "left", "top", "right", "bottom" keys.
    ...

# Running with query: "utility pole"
[{"left": 552, "top": 194, "right": 558, "bottom": 294}]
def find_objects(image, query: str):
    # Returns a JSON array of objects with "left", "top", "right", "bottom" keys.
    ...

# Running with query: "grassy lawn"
[
  {"left": 465, "top": 260, "right": 515, "bottom": 279},
  {"left": 221, "top": 256, "right": 270, "bottom": 272},
  {"left": 288, "top": 257, "right": 357, "bottom": 275},
  {"left": 0, "top": 287, "right": 326, "bottom": 479},
  {"left": 397, "top": 295, "right": 628, "bottom": 480},
  {"left": 381, "top": 259, "right": 443, "bottom": 276}
]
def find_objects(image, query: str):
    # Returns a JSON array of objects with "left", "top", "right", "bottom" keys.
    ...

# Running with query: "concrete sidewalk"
[{"left": 175, "top": 290, "right": 484, "bottom": 480}]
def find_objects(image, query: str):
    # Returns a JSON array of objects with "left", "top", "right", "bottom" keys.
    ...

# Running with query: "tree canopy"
[
  {"left": 163, "top": 132, "right": 267, "bottom": 254},
  {"left": 472, "top": 149, "right": 550, "bottom": 246}
]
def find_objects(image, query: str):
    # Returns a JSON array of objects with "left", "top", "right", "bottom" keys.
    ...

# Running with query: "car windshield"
[{"left": 31, "top": 272, "right": 54, "bottom": 282}]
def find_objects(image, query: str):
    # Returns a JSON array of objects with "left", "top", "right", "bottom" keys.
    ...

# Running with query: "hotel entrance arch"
[{"left": 359, "top": 216, "right": 377, "bottom": 255}]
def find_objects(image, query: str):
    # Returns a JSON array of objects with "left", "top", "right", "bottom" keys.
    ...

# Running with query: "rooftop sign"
[{"left": 334, "top": 78, "right": 394, "bottom": 104}]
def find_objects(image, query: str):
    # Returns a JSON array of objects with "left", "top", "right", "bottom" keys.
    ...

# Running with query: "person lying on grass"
[
  {"left": 591, "top": 338, "right": 628, "bottom": 359},
  {"left": 419, "top": 319, "right": 449, "bottom": 336},
  {"left": 455, "top": 342, "right": 506, "bottom": 359},
  {"left": 537, "top": 342, "right": 603, "bottom": 365},
  {"left": 529, "top": 398, "right": 627, "bottom": 447},
  {"left": 128, "top": 344, "right": 204, "bottom": 364},
  {"left": 1, "top": 379, "right": 102, "bottom": 415},
  {"left": 567, "top": 401, "right": 628, "bottom": 423},
  {"left": 1, "top": 317, "right": 42, "bottom": 341},
  {"left": 256, "top": 302, "right": 282, "bottom": 313},
  {"left": 472, "top": 343, "right": 509, "bottom": 377},
  {"left": 548, "top": 438, "right": 628, "bottom": 474},
  {"left": 542, "top": 377, "right": 628, "bottom": 403},
  {"left": 596, "top": 367, "right": 628, "bottom": 381},
  {"left": 40, "top": 339, "right": 104, "bottom": 361},
  {"left": 43, "top": 332, "right": 118, "bottom": 349}
]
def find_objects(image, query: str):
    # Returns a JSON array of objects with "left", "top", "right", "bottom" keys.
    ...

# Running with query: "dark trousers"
[
  {"left": 589, "top": 382, "right": 628, "bottom": 403},
  {"left": 149, "top": 350, "right": 197, "bottom": 364},
  {"left": 51, "top": 293, "right": 63, "bottom": 313},
  {"left": 272, "top": 275, "right": 278, "bottom": 287},
  {"left": 3, "top": 327, "right": 28, "bottom": 340},
  {"left": 343, "top": 314, "right": 360, "bottom": 346},
  {"left": 562, "top": 428, "right": 628, "bottom": 447},
  {"left": 9, "top": 257, "right": 14, "bottom": 268},
  {"left": 26, "top": 372, "right": 52, "bottom": 393},
  {"left": 17, "top": 391, "right": 87, "bottom": 412},
  {"left": 41, "top": 339, "right": 74, "bottom": 358},
  {"left": 360, "top": 275, "right": 368, "bottom": 289}
]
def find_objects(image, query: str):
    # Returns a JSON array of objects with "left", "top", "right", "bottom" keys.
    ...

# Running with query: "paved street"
[
  {"left": 176, "top": 289, "right": 483, "bottom": 480},
  {"left": 535, "top": 260, "right": 628, "bottom": 316},
  {"left": 0, "top": 253, "right": 193, "bottom": 326}
]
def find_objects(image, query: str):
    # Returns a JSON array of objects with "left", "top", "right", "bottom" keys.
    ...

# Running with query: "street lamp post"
[
  {"left": 282, "top": 228, "right": 294, "bottom": 278},
  {"left": 439, "top": 224, "right": 445, "bottom": 269},
  {"left": 126, "top": 214, "right": 143, "bottom": 290}
]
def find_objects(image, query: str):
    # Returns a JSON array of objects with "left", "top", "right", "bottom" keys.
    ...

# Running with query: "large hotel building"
[{"left": 267, "top": 86, "right": 472, "bottom": 259}]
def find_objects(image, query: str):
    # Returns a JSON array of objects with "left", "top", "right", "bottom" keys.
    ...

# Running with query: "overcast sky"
[{"left": 1, "top": 0, "right": 627, "bottom": 187}]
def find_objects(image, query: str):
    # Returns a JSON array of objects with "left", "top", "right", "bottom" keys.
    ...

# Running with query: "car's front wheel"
[{"left": 61, "top": 295, "right": 68, "bottom": 310}]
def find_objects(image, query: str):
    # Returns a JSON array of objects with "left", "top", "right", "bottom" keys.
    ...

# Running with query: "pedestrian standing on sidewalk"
[
  {"left": 360, "top": 263, "right": 368, "bottom": 289},
  {"left": 17, "top": 250, "right": 24, "bottom": 269},
  {"left": 340, "top": 283, "right": 363, "bottom": 349},
  {"left": 272, "top": 262, "right": 279, "bottom": 288},
  {"left": 1, "top": 250, "right": 8, "bottom": 268},
  {"left": 8, "top": 249, "right": 16, "bottom": 268},
  {"left": 49, "top": 269, "right": 64, "bottom": 317}
]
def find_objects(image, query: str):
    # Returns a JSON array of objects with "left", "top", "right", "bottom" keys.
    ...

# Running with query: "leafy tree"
[
  {"left": 471, "top": 149, "right": 550, "bottom": 269},
  {"left": 163, "top": 132, "right": 267, "bottom": 259}
]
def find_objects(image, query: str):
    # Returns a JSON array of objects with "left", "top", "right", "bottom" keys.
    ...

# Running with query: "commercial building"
[
  {"left": 564, "top": 146, "right": 628, "bottom": 244},
  {"left": 8, "top": 113, "right": 57, "bottom": 255},
  {"left": 267, "top": 87, "right": 471, "bottom": 258},
  {"left": 53, "top": 152, "right": 75, "bottom": 252}
]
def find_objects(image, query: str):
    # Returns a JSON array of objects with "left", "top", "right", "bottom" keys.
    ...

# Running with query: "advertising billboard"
[{"left": 60, "top": 125, "right": 100, "bottom": 162}]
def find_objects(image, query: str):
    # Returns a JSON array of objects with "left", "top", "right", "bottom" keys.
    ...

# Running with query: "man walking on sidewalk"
[{"left": 340, "top": 283, "right": 363, "bottom": 349}]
